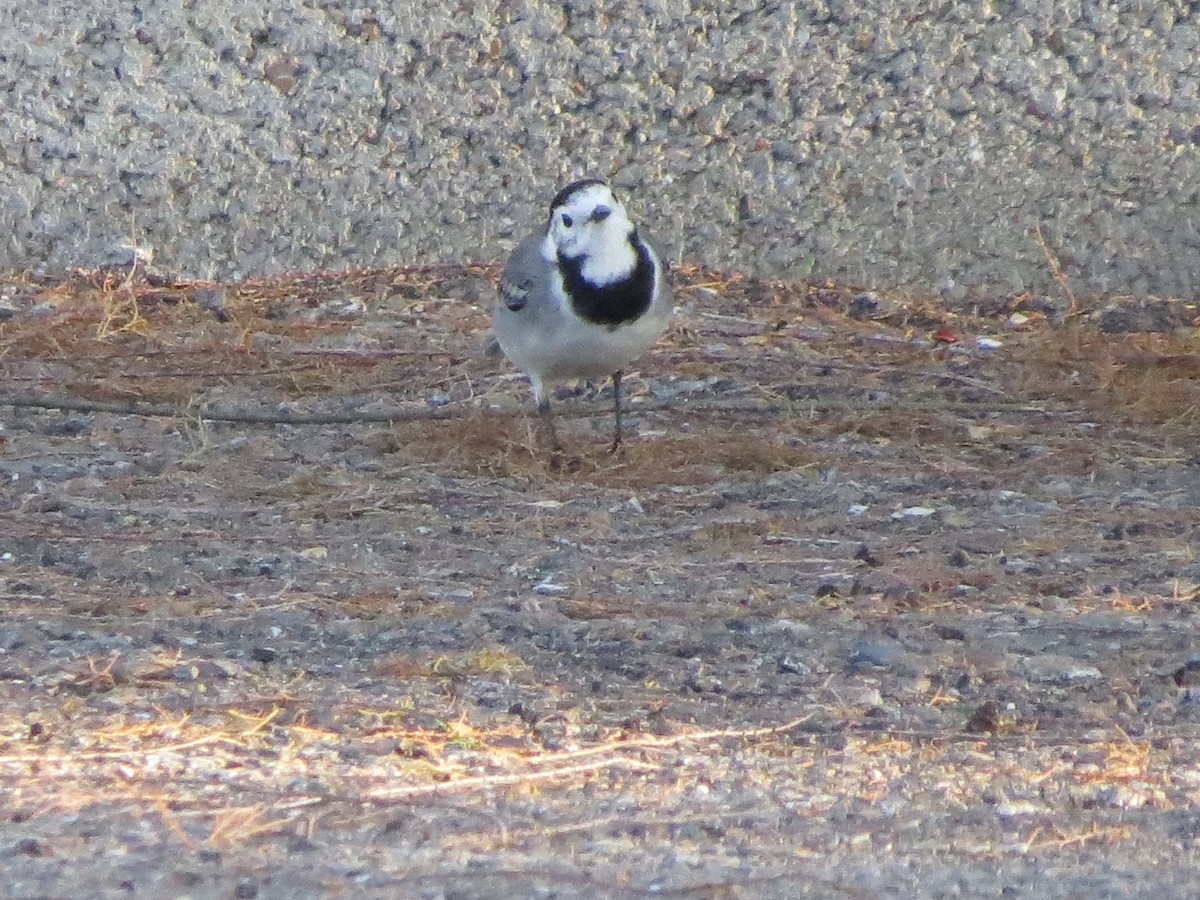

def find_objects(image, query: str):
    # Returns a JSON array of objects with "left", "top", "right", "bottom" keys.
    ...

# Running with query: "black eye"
[{"left": 561, "top": 214, "right": 573, "bottom": 228}]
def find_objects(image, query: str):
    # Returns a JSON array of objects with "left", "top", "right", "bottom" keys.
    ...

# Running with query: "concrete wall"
[{"left": 1, "top": 1, "right": 1197, "bottom": 300}]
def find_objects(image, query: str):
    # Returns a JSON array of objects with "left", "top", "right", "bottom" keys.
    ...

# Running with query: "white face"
[{"left": 543, "top": 182, "right": 638, "bottom": 285}]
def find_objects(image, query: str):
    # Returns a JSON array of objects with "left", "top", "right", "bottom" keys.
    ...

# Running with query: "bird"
[{"left": 492, "top": 178, "right": 672, "bottom": 457}]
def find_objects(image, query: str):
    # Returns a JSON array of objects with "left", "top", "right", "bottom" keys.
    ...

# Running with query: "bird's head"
[{"left": 543, "top": 179, "right": 638, "bottom": 285}]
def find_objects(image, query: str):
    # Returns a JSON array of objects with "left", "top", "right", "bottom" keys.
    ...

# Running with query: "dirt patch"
[{"left": 1, "top": 266, "right": 1199, "bottom": 898}]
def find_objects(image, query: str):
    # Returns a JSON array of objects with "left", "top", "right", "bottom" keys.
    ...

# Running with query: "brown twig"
[
  {"left": 0, "top": 733, "right": 240, "bottom": 767},
  {"left": 0, "top": 391, "right": 449, "bottom": 424},
  {"left": 1033, "top": 223, "right": 1078, "bottom": 313},
  {"left": 365, "top": 757, "right": 662, "bottom": 802}
]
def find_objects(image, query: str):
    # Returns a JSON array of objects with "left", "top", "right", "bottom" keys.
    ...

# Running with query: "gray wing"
[
  {"left": 639, "top": 230, "right": 668, "bottom": 269},
  {"left": 498, "top": 232, "right": 549, "bottom": 312},
  {"left": 638, "top": 229, "right": 673, "bottom": 304}
]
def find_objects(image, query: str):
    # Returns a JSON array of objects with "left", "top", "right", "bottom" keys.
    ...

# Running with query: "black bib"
[{"left": 558, "top": 232, "right": 656, "bottom": 327}]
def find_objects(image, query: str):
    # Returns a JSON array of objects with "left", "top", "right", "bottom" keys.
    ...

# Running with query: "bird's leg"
[
  {"left": 531, "top": 377, "right": 563, "bottom": 457},
  {"left": 542, "top": 398, "right": 564, "bottom": 453},
  {"left": 608, "top": 369, "right": 624, "bottom": 454}
]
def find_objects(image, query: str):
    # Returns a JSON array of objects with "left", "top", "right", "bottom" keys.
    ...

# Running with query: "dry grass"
[
  {"left": 4, "top": 263, "right": 1198, "bottom": 476},
  {"left": 1010, "top": 327, "right": 1200, "bottom": 428}
]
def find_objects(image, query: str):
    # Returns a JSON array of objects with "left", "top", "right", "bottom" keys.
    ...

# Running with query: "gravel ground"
[
  {"left": 0, "top": 267, "right": 1198, "bottom": 897},
  {"left": 2, "top": 1, "right": 1199, "bottom": 297}
]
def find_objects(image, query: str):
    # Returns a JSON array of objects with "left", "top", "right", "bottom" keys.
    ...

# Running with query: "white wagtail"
[{"left": 492, "top": 178, "right": 672, "bottom": 454}]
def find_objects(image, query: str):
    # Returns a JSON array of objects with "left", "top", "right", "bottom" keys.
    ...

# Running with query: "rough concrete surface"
[{"left": 1, "top": 1, "right": 1198, "bottom": 297}]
